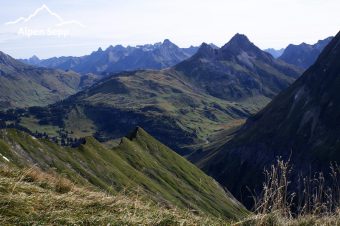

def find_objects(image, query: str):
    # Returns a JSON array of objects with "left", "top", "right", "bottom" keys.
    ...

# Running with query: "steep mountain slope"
[
  {"left": 0, "top": 166, "right": 228, "bottom": 225},
  {"left": 201, "top": 31, "right": 340, "bottom": 206},
  {"left": 279, "top": 37, "right": 333, "bottom": 69},
  {"left": 0, "top": 127, "right": 247, "bottom": 219},
  {"left": 175, "top": 34, "right": 302, "bottom": 101},
  {"left": 5, "top": 34, "right": 302, "bottom": 154},
  {"left": 264, "top": 48, "right": 285, "bottom": 58},
  {"left": 0, "top": 51, "right": 82, "bottom": 109},
  {"left": 21, "top": 40, "right": 199, "bottom": 75}
]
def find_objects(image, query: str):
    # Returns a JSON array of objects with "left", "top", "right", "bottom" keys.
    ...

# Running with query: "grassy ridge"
[
  {"left": 0, "top": 165, "right": 228, "bottom": 225},
  {"left": 0, "top": 128, "right": 247, "bottom": 219}
]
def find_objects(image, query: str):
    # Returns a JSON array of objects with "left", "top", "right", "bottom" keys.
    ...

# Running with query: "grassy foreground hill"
[
  {"left": 0, "top": 127, "right": 247, "bottom": 220},
  {"left": 0, "top": 165, "right": 230, "bottom": 225}
]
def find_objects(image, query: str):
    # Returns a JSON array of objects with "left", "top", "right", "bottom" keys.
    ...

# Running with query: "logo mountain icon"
[{"left": 5, "top": 4, "right": 85, "bottom": 28}]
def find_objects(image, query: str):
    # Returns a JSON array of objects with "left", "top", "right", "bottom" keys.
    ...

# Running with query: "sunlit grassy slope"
[
  {"left": 0, "top": 165, "right": 230, "bottom": 225},
  {"left": 0, "top": 127, "right": 247, "bottom": 220}
]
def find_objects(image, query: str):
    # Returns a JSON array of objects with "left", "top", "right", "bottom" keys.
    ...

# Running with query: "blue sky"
[{"left": 1, "top": 0, "right": 339, "bottom": 58}]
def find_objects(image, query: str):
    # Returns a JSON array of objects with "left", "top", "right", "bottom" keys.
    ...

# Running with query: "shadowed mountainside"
[{"left": 201, "top": 31, "right": 340, "bottom": 207}]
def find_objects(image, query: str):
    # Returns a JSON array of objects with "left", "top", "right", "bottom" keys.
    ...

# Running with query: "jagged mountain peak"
[
  {"left": 160, "top": 39, "right": 178, "bottom": 49},
  {"left": 162, "top": 38, "right": 172, "bottom": 45},
  {"left": 220, "top": 33, "right": 270, "bottom": 59},
  {"left": 229, "top": 33, "right": 251, "bottom": 43},
  {"left": 106, "top": 44, "right": 126, "bottom": 52},
  {"left": 222, "top": 33, "right": 253, "bottom": 49},
  {"left": 198, "top": 42, "right": 215, "bottom": 52},
  {"left": 191, "top": 42, "right": 217, "bottom": 59},
  {"left": 174, "top": 33, "right": 301, "bottom": 103}
]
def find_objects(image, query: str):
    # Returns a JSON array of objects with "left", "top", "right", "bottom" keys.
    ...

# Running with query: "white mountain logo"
[
  {"left": 5, "top": 4, "right": 85, "bottom": 28},
  {"left": 4, "top": 4, "right": 85, "bottom": 38}
]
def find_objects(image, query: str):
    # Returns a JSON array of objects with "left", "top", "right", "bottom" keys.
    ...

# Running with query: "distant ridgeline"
[
  {"left": 0, "top": 34, "right": 303, "bottom": 154},
  {"left": 19, "top": 40, "right": 199, "bottom": 75}
]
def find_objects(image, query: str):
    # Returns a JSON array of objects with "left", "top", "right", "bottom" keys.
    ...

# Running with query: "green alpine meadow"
[{"left": 1, "top": 1, "right": 340, "bottom": 225}]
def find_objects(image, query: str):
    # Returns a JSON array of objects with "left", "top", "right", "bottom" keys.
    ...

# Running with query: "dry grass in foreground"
[
  {"left": 0, "top": 164, "right": 228, "bottom": 226},
  {"left": 3, "top": 159, "right": 340, "bottom": 225},
  {"left": 234, "top": 158, "right": 340, "bottom": 226}
]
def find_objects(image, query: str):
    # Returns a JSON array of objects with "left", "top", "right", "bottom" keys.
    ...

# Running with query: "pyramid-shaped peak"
[
  {"left": 185, "top": 42, "right": 218, "bottom": 60},
  {"left": 229, "top": 33, "right": 251, "bottom": 43},
  {"left": 222, "top": 33, "right": 254, "bottom": 49},
  {"left": 162, "top": 39, "right": 177, "bottom": 48},
  {"left": 221, "top": 33, "right": 267, "bottom": 57},
  {"left": 163, "top": 39, "right": 172, "bottom": 44}
]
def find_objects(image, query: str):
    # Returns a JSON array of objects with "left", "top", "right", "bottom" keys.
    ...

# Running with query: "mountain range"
[
  {"left": 278, "top": 37, "right": 333, "bottom": 69},
  {"left": 20, "top": 40, "right": 199, "bottom": 75},
  {"left": 175, "top": 34, "right": 301, "bottom": 101},
  {"left": 199, "top": 32, "right": 340, "bottom": 207},
  {"left": 1, "top": 27, "right": 339, "bottom": 224},
  {"left": 22, "top": 36, "right": 331, "bottom": 76},
  {"left": 5, "top": 34, "right": 302, "bottom": 154}
]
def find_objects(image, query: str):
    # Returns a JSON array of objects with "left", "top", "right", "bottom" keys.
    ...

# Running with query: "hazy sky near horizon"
[{"left": 0, "top": 0, "right": 339, "bottom": 58}]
